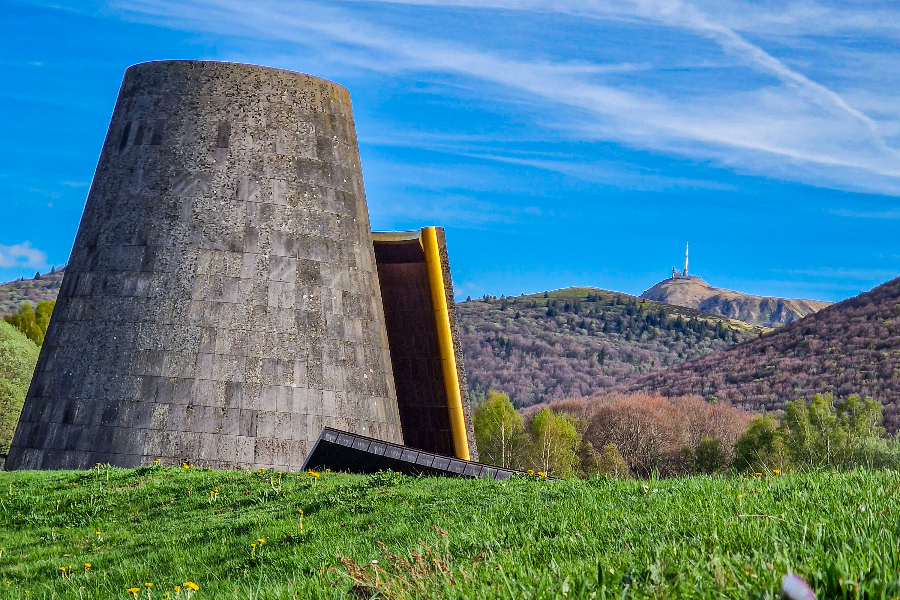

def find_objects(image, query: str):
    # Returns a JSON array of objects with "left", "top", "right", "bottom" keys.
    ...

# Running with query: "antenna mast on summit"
[{"left": 684, "top": 241, "right": 689, "bottom": 276}]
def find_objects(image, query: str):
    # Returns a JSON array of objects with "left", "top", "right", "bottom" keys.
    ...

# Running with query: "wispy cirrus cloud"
[
  {"left": 771, "top": 266, "right": 900, "bottom": 282},
  {"left": 827, "top": 207, "right": 900, "bottom": 219},
  {"left": 106, "top": 0, "right": 900, "bottom": 195}
]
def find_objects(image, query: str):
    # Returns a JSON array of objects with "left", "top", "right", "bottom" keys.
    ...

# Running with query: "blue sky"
[{"left": 2, "top": 0, "right": 900, "bottom": 301}]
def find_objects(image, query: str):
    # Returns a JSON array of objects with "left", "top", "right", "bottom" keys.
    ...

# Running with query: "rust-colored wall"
[{"left": 375, "top": 241, "right": 455, "bottom": 456}]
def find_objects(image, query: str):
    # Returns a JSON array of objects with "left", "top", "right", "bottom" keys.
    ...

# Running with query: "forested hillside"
[
  {"left": 0, "top": 320, "right": 39, "bottom": 454},
  {"left": 0, "top": 273, "right": 761, "bottom": 413},
  {"left": 0, "top": 267, "right": 65, "bottom": 315},
  {"left": 624, "top": 276, "right": 900, "bottom": 432},
  {"left": 457, "top": 287, "right": 760, "bottom": 407}
]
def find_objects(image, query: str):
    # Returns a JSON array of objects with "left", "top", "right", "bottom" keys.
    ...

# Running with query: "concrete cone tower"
[{"left": 7, "top": 61, "right": 403, "bottom": 470}]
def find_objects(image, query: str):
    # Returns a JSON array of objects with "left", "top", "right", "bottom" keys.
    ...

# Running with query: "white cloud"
[
  {"left": 0, "top": 242, "right": 48, "bottom": 270},
  {"left": 369, "top": 192, "right": 543, "bottom": 228}
]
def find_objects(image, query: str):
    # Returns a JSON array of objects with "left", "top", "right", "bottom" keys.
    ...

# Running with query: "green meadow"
[{"left": 0, "top": 468, "right": 897, "bottom": 599}]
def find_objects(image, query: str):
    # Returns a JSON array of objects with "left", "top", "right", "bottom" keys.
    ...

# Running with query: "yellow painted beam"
[{"left": 421, "top": 226, "right": 471, "bottom": 461}]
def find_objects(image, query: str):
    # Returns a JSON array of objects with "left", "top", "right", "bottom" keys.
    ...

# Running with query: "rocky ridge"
[{"left": 640, "top": 277, "right": 830, "bottom": 328}]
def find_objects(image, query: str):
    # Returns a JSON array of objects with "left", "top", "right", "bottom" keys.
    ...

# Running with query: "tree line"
[
  {"left": 3, "top": 300, "right": 55, "bottom": 346},
  {"left": 622, "top": 276, "right": 900, "bottom": 432},
  {"left": 734, "top": 393, "right": 897, "bottom": 472},
  {"left": 474, "top": 389, "right": 899, "bottom": 478}
]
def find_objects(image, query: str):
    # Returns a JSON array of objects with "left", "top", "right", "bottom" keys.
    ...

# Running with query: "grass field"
[{"left": 0, "top": 468, "right": 897, "bottom": 599}]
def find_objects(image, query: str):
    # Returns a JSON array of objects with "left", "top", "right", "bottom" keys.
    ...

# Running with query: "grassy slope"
[
  {"left": 0, "top": 269, "right": 64, "bottom": 316},
  {"left": 0, "top": 320, "right": 39, "bottom": 454},
  {"left": 459, "top": 287, "right": 762, "bottom": 406},
  {"left": 1, "top": 468, "right": 897, "bottom": 599}
]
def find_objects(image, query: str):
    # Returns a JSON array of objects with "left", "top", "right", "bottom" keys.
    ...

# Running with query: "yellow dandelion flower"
[
  {"left": 537, "top": 472, "right": 547, "bottom": 478},
  {"left": 773, "top": 469, "right": 780, "bottom": 475},
  {"left": 257, "top": 538, "right": 265, "bottom": 544},
  {"left": 154, "top": 459, "right": 161, "bottom": 465},
  {"left": 527, "top": 470, "right": 534, "bottom": 475},
  {"left": 754, "top": 472, "right": 763, "bottom": 477},
  {"left": 183, "top": 463, "right": 191, "bottom": 469},
  {"left": 85, "top": 563, "right": 92, "bottom": 569},
  {"left": 127, "top": 588, "right": 140, "bottom": 595},
  {"left": 145, "top": 583, "right": 153, "bottom": 588},
  {"left": 174, "top": 586, "right": 181, "bottom": 593},
  {"left": 96, "top": 530, "right": 102, "bottom": 536},
  {"left": 250, "top": 543, "right": 256, "bottom": 548},
  {"left": 59, "top": 567, "right": 67, "bottom": 572},
  {"left": 325, "top": 469, "right": 331, "bottom": 473},
  {"left": 307, "top": 471, "right": 320, "bottom": 478},
  {"left": 184, "top": 582, "right": 199, "bottom": 592}
]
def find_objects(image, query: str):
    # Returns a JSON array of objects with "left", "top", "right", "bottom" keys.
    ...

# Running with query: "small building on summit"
[
  {"left": 6, "top": 60, "right": 478, "bottom": 472},
  {"left": 671, "top": 242, "right": 701, "bottom": 280}
]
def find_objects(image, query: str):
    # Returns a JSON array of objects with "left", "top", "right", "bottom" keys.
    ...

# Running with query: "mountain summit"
[{"left": 640, "top": 277, "right": 831, "bottom": 328}]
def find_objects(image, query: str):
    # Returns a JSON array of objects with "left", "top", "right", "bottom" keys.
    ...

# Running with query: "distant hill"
[
  {"left": 0, "top": 267, "right": 65, "bottom": 316},
  {"left": 458, "top": 287, "right": 761, "bottom": 407},
  {"left": 0, "top": 272, "right": 760, "bottom": 414},
  {"left": 640, "top": 276, "right": 831, "bottom": 328},
  {"left": 0, "top": 320, "right": 39, "bottom": 455},
  {"left": 625, "top": 276, "right": 900, "bottom": 432}
]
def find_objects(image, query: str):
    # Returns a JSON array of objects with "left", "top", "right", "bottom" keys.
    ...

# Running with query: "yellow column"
[{"left": 421, "top": 227, "right": 471, "bottom": 460}]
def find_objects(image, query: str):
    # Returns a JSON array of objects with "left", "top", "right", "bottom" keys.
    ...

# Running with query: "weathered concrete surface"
[{"left": 6, "top": 60, "right": 403, "bottom": 470}]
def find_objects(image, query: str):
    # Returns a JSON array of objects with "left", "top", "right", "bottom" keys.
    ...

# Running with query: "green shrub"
[
  {"left": 0, "top": 320, "right": 40, "bottom": 453},
  {"left": 3, "top": 299, "right": 55, "bottom": 346},
  {"left": 595, "top": 442, "right": 632, "bottom": 478},
  {"left": 734, "top": 394, "right": 891, "bottom": 472},
  {"left": 733, "top": 414, "right": 791, "bottom": 473},
  {"left": 580, "top": 441, "right": 633, "bottom": 478},
  {"left": 695, "top": 436, "right": 726, "bottom": 473},
  {"left": 846, "top": 436, "right": 900, "bottom": 470}
]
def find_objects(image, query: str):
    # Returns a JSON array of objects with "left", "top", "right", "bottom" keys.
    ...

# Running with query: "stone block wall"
[{"left": 6, "top": 60, "right": 403, "bottom": 470}]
